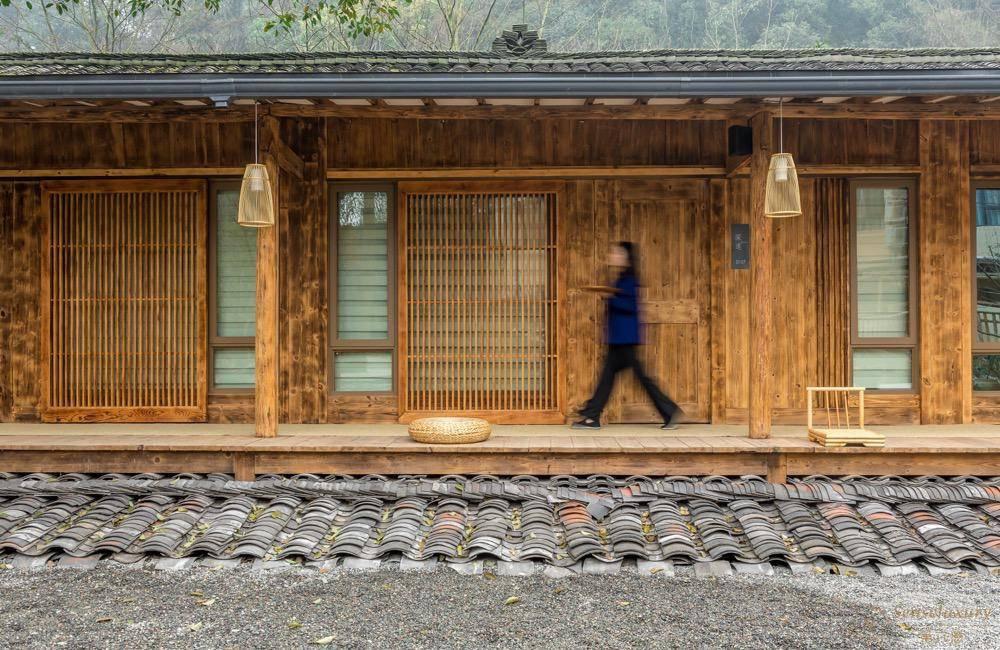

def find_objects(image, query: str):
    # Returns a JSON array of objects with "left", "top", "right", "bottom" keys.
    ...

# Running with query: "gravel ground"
[{"left": 0, "top": 565, "right": 996, "bottom": 650}]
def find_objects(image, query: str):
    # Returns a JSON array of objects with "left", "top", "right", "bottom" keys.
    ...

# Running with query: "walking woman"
[{"left": 573, "top": 241, "right": 683, "bottom": 430}]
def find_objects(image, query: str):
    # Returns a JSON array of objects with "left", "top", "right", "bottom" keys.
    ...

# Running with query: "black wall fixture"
[{"left": 728, "top": 125, "right": 753, "bottom": 156}]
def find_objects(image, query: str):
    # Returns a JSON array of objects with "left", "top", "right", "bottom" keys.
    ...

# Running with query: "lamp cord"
[
  {"left": 779, "top": 98, "right": 783, "bottom": 154},
  {"left": 254, "top": 101, "right": 259, "bottom": 165}
]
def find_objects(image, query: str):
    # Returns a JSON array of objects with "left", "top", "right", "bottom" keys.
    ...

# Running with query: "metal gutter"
[{"left": 0, "top": 69, "right": 999, "bottom": 103}]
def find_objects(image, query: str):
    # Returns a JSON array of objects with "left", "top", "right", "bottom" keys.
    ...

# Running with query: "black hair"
[{"left": 616, "top": 241, "right": 639, "bottom": 283}]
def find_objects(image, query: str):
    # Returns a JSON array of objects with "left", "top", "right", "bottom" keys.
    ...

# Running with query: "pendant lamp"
[
  {"left": 237, "top": 102, "right": 275, "bottom": 227},
  {"left": 764, "top": 99, "right": 802, "bottom": 218}
]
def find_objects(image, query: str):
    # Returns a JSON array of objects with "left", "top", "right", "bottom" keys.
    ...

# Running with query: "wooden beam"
[
  {"left": 774, "top": 102, "right": 1000, "bottom": 120},
  {"left": 766, "top": 453, "right": 788, "bottom": 483},
  {"left": 972, "top": 164, "right": 1000, "bottom": 177},
  {"left": 748, "top": 112, "right": 773, "bottom": 439},
  {"left": 326, "top": 166, "right": 727, "bottom": 179},
  {"left": 255, "top": 115, "right": 281, "bottom": 438},
  {"left": 730, "top": 164, "right": 921, "bottom": 177},
  {"left": 274, "top": 103, "right": 753, "bottom": 120},
  {"left": 0, "top": 100, "right": 996, "bottom": 123},
  {"left": 263, "top": 117, "right": 306, "bottom": 180},
  {"left": 0, "top": 168, "right": 243, "bottom": 178},
  {"left": 726, "top": 156, "right": 751, "bottom": 177},
  {"left": 0, "top": 106, "right": 251, "bottom": 122},
  {"left": 233, "top": 452, "right": 256, "bottom": 481},
  {"left": 271, "top": 101, "right": 1000, "bottom": 120}
]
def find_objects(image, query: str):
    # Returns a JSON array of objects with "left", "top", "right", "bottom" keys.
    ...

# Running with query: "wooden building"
[{"left": 2, "top": 32, "right": 1000, "bottom": 479}]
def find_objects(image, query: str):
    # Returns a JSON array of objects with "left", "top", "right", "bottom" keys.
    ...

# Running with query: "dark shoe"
[
  {"left": 572, "top": 418, "right": 601, "bottom": 430},
  {"left": 660, "top": 409, "right": 685, "bottom": 430}
]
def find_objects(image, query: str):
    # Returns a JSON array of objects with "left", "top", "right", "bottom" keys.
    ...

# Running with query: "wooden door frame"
[
  {"left": 604, "top": 177, "right": 713, "bottom": 423},
  {"left": 396, "top": 179, "right": 565, "bottom": 424},
  {"left": 39, "top": 178, "right": 208, "bottom": 422}
]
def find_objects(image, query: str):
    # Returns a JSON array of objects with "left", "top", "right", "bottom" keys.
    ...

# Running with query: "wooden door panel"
[
  {"left": 398, "top": 181, "right": 562, "bottom": 423},
  {"left": 605, "top": 179, "right": 711, "bottom": 423},
  {"left": 41, "top": 180, "right": 207, "bottom": 422}
]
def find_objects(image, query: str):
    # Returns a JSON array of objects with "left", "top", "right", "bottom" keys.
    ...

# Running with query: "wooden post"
[
  {"left": 749, "top": 112, "right": 773, "bottom": 439},
  {"left": 255, "top": 115, "right": 280, "bottom": 438},
  {"left": 233, "top": 452, "right": 256, "bottom": 482},
  {"left": 766, "top": 453, "right": 787, "bottom": 483},
  {"left": 918, "top": 120, "right": 972, "bottom": 424}
]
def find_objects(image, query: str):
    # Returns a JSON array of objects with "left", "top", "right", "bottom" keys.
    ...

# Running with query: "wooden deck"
[{"left": 2, "top": 423, "right": 1000, "bottom": 481}]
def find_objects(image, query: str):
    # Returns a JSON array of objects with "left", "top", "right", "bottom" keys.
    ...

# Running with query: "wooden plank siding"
[
  {"left": 0, "top": 115, "right": 994, "bottom": 428},
  {"left": 778, "top": 119, "right": 920, "bottom": 166},
  {"left": 0, "top": 122, "right": 253, "bottom": 171},
  {"left": 326, "top": 119, "right": 728, "bottom": 169},
  {"left": 0, "top": 184, "right": 41, "bottom": 421}
]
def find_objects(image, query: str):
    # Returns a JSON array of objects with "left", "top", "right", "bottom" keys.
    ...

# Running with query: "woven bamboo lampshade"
[
  {"left": 764, "top": 152, "right": 802, "bottom": 218},
  {"left": 237, "top": 163, "right": 274, "bottom": 227}
]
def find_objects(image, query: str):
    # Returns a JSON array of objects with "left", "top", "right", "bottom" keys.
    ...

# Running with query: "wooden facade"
[{"left": 1, "top": 113, "right": 1000, "bottom": 432}]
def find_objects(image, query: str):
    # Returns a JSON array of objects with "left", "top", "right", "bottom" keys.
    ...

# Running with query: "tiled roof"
[
  {"left": 1, "top": 473, "right": 999, "bottom": 571},
  {"left": 1, "top": 48, "right": 999, "bottom": 76}
]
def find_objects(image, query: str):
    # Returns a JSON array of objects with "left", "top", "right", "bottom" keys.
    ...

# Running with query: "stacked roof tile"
[
  {"left": 0, "top": 473, "right": 998, "bottom": 570},
  {"left": 1, "top": 48, "right": 999, "bottom": 77}
]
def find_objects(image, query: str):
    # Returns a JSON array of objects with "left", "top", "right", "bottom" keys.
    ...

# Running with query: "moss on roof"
[{"left": 2, "top": 48, "right": 999, "bottom": 76}]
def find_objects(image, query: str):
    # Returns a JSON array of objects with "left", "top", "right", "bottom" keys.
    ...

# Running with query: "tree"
[
  {"left": 0, "top": 0, "right": 408, "bottom": 39},
  {"left": 1, "top": 0, "right": 998, "bottom": 53}
]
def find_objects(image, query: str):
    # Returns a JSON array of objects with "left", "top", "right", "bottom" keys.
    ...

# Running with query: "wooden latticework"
[
  {"left": 806, "top": 387, "right": 884, "bottom": 447},
  {"left": 41, "top": 180, "right": 207, "bottom": 422},
  {"left": 400, "top": 185, "right": 559, "bottom": 420}
]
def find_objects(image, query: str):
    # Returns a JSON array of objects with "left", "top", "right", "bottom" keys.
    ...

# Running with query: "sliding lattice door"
[
  {"left": 400, "top": 183, "right": 560, "bottom": 422},
  {"left": 41, "top": 181, "right": 207, "bottom": 422}
]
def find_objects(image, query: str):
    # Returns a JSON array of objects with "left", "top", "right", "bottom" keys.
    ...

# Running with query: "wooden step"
[{"left": 809, "top": 428, "right": 886, "bottom": 448}]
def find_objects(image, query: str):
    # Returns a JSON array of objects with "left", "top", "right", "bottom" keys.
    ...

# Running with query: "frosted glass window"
[
  {"left": 337, "top": 192, "right": 388, "bottom": 340},
  {"left": 975, "top": 189, "right": 1000, "bottom": 346},
  {"left": 213, "top": 348, "right": 254, "bottom": 389},
  {"left": 216, "top": 190, "right": 256, "bottom": 337},
  {"left": 334, "top": 351, "right": 392, "bottom": 392},
  {"left": 852, "top": 349, "right": 912, "bottom": 390},
  {"left": 855, "top": 187, "right": 910, "bottom": 338}
]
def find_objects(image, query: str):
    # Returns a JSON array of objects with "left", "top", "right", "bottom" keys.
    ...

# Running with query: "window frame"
[
  {"left": 971, "top": 179, "right": 1000, "bottom": 393},
  {"left": 848, "top": 177, "right": 919, "bottom": 392},
  {"left": 972, "top": 180, "right": 1000, "bottom": 353},
  {"left": 328, "top": 182, "right": 397, "bottom": 395},
  {"left": 208, "top": 180, "right": 255, "bottom": 395}
]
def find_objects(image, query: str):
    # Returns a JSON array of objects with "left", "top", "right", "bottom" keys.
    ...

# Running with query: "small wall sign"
[{"left": 731, "top": 223, "right": 750, "bottom": 269}]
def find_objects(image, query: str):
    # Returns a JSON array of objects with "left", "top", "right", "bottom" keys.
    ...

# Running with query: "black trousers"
[{"left": 580, "top": 344, "right": 679, "bottom": 422}]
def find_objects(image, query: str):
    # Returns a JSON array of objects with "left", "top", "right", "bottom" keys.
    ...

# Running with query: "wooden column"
[
  {"left": 255, "top": 115, "right": 281, "bottom": 438},
  {"left": 748, "top": 112, "right": 773, "bottom": 439},
  {"left": 919, "top": 120, "right": 972, "bottom": 424},
  {"left": 278, "top": 117, "right": 328, "bottom": 424}
]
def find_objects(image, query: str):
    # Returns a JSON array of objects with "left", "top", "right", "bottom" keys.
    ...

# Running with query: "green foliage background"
[{"left": 0, "top": 0, "right": 996, "bottom": 53}]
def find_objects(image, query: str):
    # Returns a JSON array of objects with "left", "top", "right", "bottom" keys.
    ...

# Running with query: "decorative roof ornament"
[{"left": 492, "top": 24, "right": 547, "bottom": 56}]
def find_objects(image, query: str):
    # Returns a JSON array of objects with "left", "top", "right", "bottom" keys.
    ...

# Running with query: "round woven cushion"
[{"left": 408, "top": 417, "right": 492, "bottom": 444}]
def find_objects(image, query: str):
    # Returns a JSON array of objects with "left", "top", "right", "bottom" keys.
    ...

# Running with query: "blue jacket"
[{"left": 606, "top": 274, "right": 641, "bottom": 345}]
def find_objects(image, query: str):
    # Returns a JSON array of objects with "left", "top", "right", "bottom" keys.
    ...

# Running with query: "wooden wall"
[
  {"left": 0, "top": 116, "right": 996, "bottom": 427},
  {"left": 0, "top": 183, "right": 41, "bottom": 421},
  {"left": 971, "top": 122, "right": 1000, "bottom": 165},
  {"left": 0, "top": 122, "right": 252, "bottom": 170},
  {"left": 779, "top": 119, "right": 919, "bottom": 165},
  {"left": 327, "top": 119, "right": 727, "bottom": 168}
]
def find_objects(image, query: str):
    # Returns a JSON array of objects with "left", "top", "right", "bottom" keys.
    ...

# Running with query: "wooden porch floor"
[{"left": 1, "top": 423, "right": 999, "bottom": 481}]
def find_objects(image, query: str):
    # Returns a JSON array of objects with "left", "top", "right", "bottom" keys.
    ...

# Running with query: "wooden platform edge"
[{"left": 2, "top": 449, "right": 998, "bottom": 482}]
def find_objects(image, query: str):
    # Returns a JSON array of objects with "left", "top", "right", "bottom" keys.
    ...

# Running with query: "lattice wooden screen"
[
  {"left": 402, "top": 189, "right": 558, "bottom": 418},
  {"left": 41, "top": 181, "right": 207, "bottom": 422}
]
